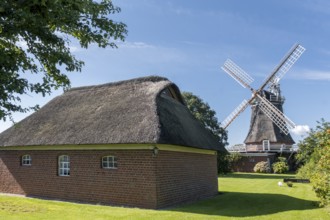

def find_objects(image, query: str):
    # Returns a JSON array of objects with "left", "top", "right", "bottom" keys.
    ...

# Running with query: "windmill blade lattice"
[
  {"left": 256, "top": 94, "right": 296, "bottom": 135},
  {"left": 259, "top": 44, "right": 305, "bottom": 91},
  {"left": 221, "top": 59, "right": 254, "bottom": 89},
  {"left": 220, "top": 43, "right": 304, "bottom": 135},
  {"left": 222, "top": 99, "right": 250, "bottom": 129}
]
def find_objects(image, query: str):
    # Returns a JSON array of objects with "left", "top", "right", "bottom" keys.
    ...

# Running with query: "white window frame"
[
  {"left": 22, "top": 154, "right": 32, "bottom": 166},
  {"left": 263, "top": 140, "right": 270, "bottom": 151},
  {"left": 102, "top": 156, "right": 118, "bottom": 169},
  {"left": 58, "top": 155, "right": 70, "bottom": 176}
]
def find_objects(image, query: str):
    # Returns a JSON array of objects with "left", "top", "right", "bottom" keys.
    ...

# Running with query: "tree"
[
  {"left": 310, "top": 145, "right": 330, "bottom": 206},
  {"left": 297, "top": 119, "right": 330, "bottom": 206},
  {"left": 182, "top": 92, "right": 228, "bottom": 145},
  {"left": 181, "top": 92, "right": 229, "bottom": 173},
  {"left": 0, "top": 0, "right": 127, "bottom": 121},
  {"left": 296, "top": 119, "right": 330, "bottom": 165}
]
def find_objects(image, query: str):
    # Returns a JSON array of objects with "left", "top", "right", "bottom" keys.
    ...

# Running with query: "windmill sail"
[
  {"left": 222, "top": 99, "right": 250, "bottom": 129},
  {"left": 256, "top": 94, "right": 295, "bottom": 135},
  {"left": 221, "top": 59, "right": 254, "bottom": 89},
  {"left": 259, "top": 44, "right": 305, "bottom": 91},
  {"left": 220, "top": 43, "right": 304, "bottom": 136}
]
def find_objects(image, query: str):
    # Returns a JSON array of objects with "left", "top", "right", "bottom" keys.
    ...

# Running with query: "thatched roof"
[
  {"left": 244, "top": 90, "right": 295, "bottom": 145},
  {"left": 0, "top": 76, "right": 224, "bottom": 151}
]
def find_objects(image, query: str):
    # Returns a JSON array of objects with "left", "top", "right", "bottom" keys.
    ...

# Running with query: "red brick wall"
[
  {"left": 0, "top": 149, "right": 218, "bottom": 209},
  {"left": 0, "top": 150, "right": 157, "bottom": 208},
  {"left": 155, "top": 151, "right": 218, "bottom": 208},
  {"left": 231, "top": 154, "right": 276, "bottom": 172},
  {"left": 0, "top": 152, "right": 25, "bottom": 194}
]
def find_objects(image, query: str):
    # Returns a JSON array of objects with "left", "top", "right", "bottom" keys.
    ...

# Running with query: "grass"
[{"left": 0, "top": 173, "right": 329, "bottom": 220}]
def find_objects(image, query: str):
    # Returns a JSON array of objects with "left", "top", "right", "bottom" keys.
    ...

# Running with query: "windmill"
[{"left": 221, "top": 44, "right": 305, "bottom": 155}]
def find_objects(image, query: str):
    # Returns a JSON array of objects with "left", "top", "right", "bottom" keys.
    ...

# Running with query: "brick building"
[{"left": 0, "top": 76, "right": 224, "bottom": 209}]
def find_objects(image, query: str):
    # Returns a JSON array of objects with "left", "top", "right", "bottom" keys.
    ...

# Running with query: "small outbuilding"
[{"left": 0, "top": 76, "right": 224, "bottom": 209}]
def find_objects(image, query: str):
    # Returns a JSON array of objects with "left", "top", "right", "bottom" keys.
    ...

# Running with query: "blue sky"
[{"left": 2, "top": 0, "right": 330, "bottom": 146}]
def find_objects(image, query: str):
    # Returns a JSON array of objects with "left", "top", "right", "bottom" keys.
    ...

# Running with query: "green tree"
[
  {"left": 0, "top": 0, "right": 127, "bottom": 121},
  {"left": 296, "top": 119, "right": 330, "bottom": 164},
  {"left": 182, "top": 92, "right": 227, "bottom": 144},
  {"left": 181, "top": 92, "right": 229, "bottom": 173},
  {"left": 297, "top": 119, "right": 330, "bottom": 206},
  {"left": 310, "top": 145, "right": 330, "bottom": 206}
]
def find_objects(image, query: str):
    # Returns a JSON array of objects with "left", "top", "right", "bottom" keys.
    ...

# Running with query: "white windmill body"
[{"left": 221, "top": 44, "right": 305, "bottom": 172}]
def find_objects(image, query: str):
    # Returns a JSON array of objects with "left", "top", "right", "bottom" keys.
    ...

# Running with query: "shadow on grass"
[
  {"left": 220, "top": 173, "right": 296, "bottom": 180},
  {"left": 171, "top": 191, "right": 319, "bottom": 217}
]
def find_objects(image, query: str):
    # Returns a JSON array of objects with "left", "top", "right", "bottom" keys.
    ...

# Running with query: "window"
[
  {"left": 102, "top": 156, "right": 117, "bottom": 169},
  {"left": 21, "top": 155, "right": 32, "bottom": 166},
  {"left": 58, "top": 155, "right": 70, "bottom": 176},
  {"left": 263, "top": 140, "right": 270, "bottom": 151}
]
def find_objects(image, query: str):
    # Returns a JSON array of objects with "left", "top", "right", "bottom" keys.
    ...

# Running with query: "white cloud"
[
  {"left": 118, "top": 41, "right": 155, "bottom": 49},
  {"left": 108, "top": 41, "right": 188, "bottom": 65},
  {"left": 290, "top": 69, "right": 330, "bottom": 81},
  {"left": 291, "top": 125, "right": 310, "bottom": 136},
  {"left": 301, "top": 70, "right": 330, "bottom": 81}
]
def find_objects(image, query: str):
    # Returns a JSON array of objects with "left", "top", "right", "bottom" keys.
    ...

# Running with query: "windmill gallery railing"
[{"left": 228, "top": 144, "right": 295, "bottom": 152}]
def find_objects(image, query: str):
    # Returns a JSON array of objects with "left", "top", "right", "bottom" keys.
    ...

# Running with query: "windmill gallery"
[{"left": 221, "top": 44, "right": 305, "bottom": 172}]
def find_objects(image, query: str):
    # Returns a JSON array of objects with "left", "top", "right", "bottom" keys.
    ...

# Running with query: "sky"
[{"left": 1, "top": 0, "right": 330, "bottom": 146}]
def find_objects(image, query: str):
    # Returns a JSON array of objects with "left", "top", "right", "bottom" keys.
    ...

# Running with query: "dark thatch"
[
  {"left": 0, "top": 76, "right": 224, "bottom": 151},
  {"left": 244, "top": 90, "right": 295, "bottom": 145}
]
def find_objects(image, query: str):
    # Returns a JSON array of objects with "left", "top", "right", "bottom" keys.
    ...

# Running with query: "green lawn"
[{"left": 0, "top": 173, "right": 329, "bottom": 220}]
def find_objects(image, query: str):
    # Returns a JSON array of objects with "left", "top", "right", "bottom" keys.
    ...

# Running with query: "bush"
[
  {"left": 227, "top": 152, "right": 242, "bottom": 170},
  {"left": 287, "top": 181, "right": 293, "bottom": 187},
  {"left": 253, "top": 161, "right": 271, "bottom": 173},
  {"left": 217, "top": 152, "right": 230, "bottom": 174},
  {"left": 277, "top": 157, "right": 287, "bottom": 163},
  {"left": 311, "top": 173, "right": 330, "bottom": 207},
  {"left": 310, "top": 146, "right": 330, "bottom": 206},
  {"left": 272, "top": 161, "right": 289, "bottom": 174},
  {"left": 297, "top": 161, "right": 314, "bottom": 178},
  {"left": 227, "top": 152, "right": 242, "bottom": 163},
  {"left": 296, "top": 119, "right": 330, "bottom": 206},
  {"left": 217, "top": 152, "right": 243, "bottom": 174}
]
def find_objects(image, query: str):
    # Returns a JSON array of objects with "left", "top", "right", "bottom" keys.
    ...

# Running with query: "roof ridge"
[{"left": 68, "top": 75, "right": 169, "bottom": 92}]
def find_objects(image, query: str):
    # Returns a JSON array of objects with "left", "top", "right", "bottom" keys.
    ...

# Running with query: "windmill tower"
[
  {"left": 221, "top": 44, "right": 305, "bottom": 171},
  {"left": 244, "top": 85, "right": 295, "bottom": 151}
]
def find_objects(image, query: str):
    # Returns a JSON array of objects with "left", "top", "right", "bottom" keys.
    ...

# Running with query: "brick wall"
[
  {"left": 0, "top": 151, "right": 25, "bottom": 194},
  {"left": 0, "top": 148, "right": 218, "bottom": 209},
  {"left": 231, "top": 154, "right": 276, "bottom": 172},
  {"left": 155, "top": 151, "right": 218, "bottom": 208},
  {"left": 0, "top": 150, "right": 157, "bottom": 208}
]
